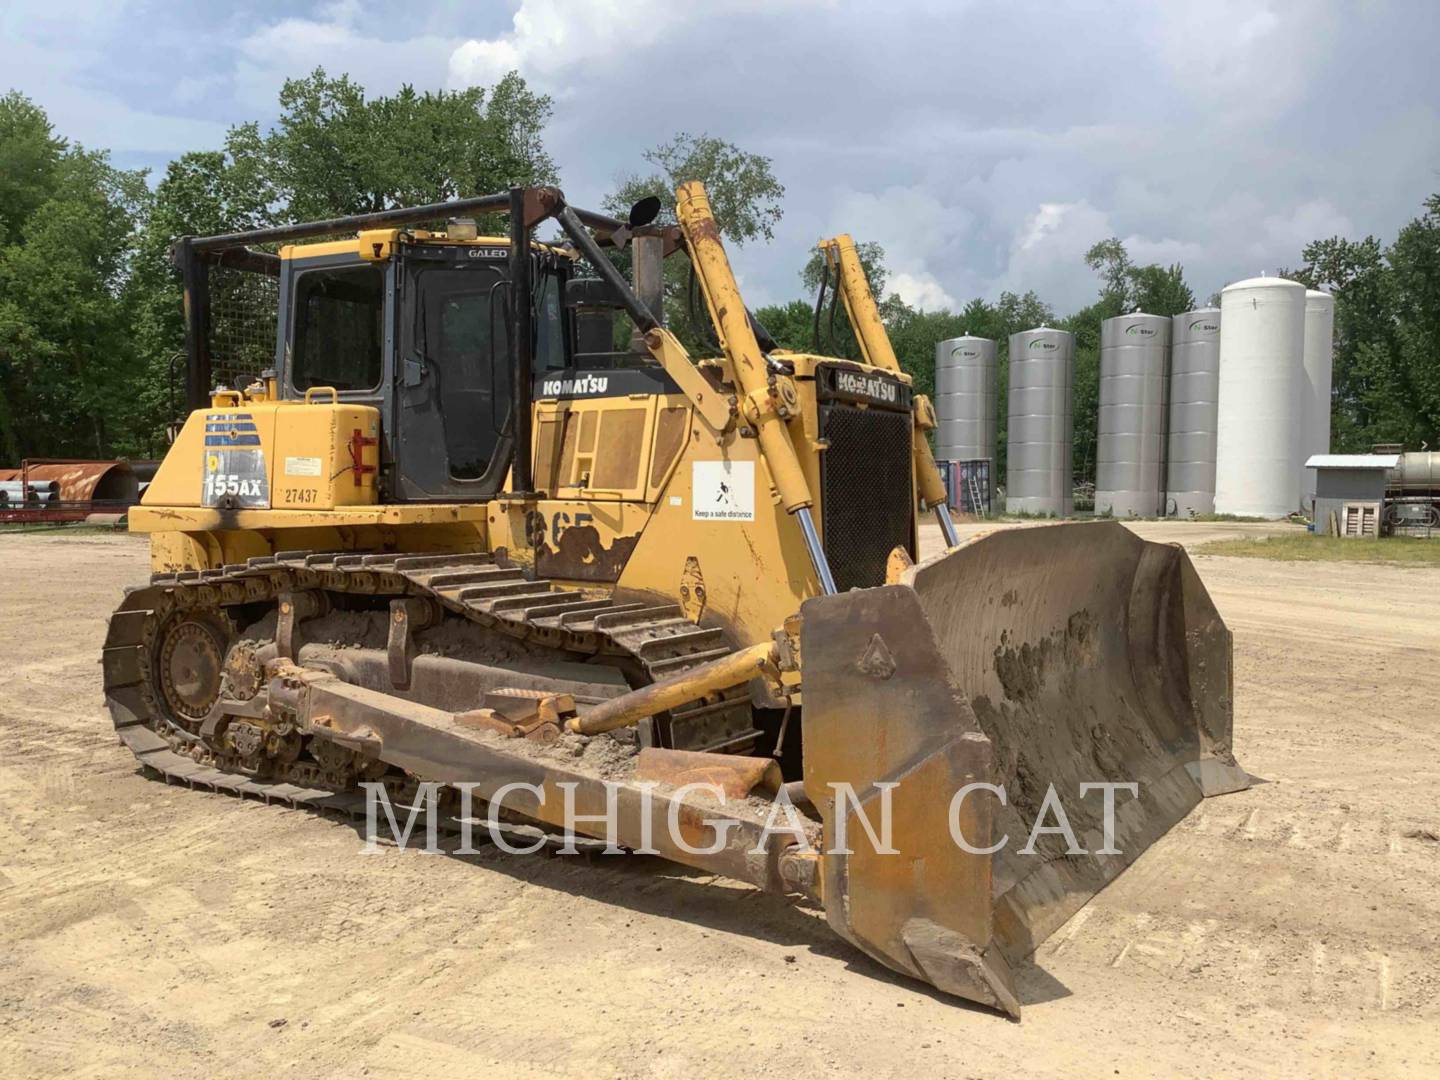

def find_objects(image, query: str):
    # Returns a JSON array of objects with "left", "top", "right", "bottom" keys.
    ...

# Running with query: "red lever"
[{"left": 348, "top": 428, "right": 378, "bottom": 487}]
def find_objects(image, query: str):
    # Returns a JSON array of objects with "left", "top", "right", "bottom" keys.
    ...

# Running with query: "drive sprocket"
[{"left": 153, "top": 612, "right": 231, "bottom": 725}]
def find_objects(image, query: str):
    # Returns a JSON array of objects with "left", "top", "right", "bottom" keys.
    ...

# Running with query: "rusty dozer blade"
[{"left": 800, "top": 521, "right": 1248, "bottom": 1017}]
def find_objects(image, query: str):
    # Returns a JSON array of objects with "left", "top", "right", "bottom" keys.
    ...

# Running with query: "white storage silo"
[
  {"left": 1215, "top": 276, "right": 1306, "bottom": 518},
  {"left": 1166, "top": 309, "right": 1221, "bottom": 517},
  {"left": 1006, "top": 327, "right": 1073, "bottom": 516},
  {"left": 1300, "top": 290, "right": 1335, "bottom": 512},
  {"left": 1095, "top": 313, "right": 1170, "bottom": 517},
  {"left": 935, "top": 335, "right": 998, "bottom": 495}
]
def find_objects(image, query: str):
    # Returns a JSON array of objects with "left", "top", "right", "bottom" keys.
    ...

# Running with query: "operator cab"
[{"left": 276, "top": 222, "right": 615, "bottom": 502}]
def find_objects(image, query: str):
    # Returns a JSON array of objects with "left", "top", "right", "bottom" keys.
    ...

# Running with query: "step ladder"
[{"left": 967, "top": 471, "right": 987, "bottom": 518}]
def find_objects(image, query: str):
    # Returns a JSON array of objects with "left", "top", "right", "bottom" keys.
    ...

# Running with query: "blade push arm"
[
  {"left": 676, "top": 183, "right": 813, "bottom": 515},
  {"left": 676, "top": 182, "right": 838, "bottom": 594},
  {"left": 819, "top": 235, "right": 961, "bottom": 546}
]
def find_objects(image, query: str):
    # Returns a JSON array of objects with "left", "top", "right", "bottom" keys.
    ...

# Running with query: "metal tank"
[
  {"left": 1300, "top": 290, "right": 1335, "bottom": 512},
  {"left": 1388, "top": 452, "right": 1440, "bottom": 492},
  {"left": 1166, "top": 308, "right": 1221, "bottom": 516},
  {"left": 1006, "top": 327, "right": 1074, "bottom": 515},
  {"left": 1094, "top": 313, "right": 1170, "bottom": 517},
  {"left": 1214, "top": 276, "right": 1306, "bottom": 518},
  {"left": 934, "top": 335, "right": 997, "bottom": 496}
]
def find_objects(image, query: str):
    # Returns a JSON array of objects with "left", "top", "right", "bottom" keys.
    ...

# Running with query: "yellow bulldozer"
[{"left": 104, "top": 181, "right": 1247, "bottom": 1017}]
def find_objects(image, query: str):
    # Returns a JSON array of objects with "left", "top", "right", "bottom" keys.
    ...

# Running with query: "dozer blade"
[{"left": 800, "top": 521, "right": 1248, "bottom": 1016}]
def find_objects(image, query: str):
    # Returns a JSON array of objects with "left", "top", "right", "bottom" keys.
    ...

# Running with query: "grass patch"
[
  {"left": 1197, "top": 533, "right": 1440, "bottom": 564},
  {"left": 988, "top": 510, "right": 1277, "bottom": 524},
  {"left": 1186, "top": 512, "right": 1273, "bottom": 523}
]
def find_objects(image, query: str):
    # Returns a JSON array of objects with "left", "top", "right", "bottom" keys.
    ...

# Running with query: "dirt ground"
[{"left": 1, "top": 523, "right": 1437, "bottom": 1078}]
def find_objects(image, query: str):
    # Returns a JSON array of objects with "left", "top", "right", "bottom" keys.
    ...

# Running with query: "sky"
[{"left": 5, "top": 0, "right": 1439, "bottom": 313}]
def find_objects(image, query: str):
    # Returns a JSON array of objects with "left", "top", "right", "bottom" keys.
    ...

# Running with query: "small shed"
[{"left": 1306, "top": 454, "right": 1398, "bottom": 537}]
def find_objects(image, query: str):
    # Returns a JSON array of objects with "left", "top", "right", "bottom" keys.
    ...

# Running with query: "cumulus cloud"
[
  {"left": 1254, "top": 199, "right": 1357, "bottom": 261},
  {"left": 999, "top": 201, "right": 1114, "bottom": 308},
  {"left": 447, "top": 0, "right": 816, "bottom": 93},
  {"left": 822, "top": 185, "right": 973, "bottom": 309},
  {"left": 1124, "top": 235, "right": 1208, "bottom": 269},
  {"left": 3, "top": 0, "right": 227, "bottom": 161},
  {"left": 1149, "top": 0, "right": 1341, "bottom": 123},
  {"left": 232, "top": 5, "right": 465, "bottom": 112},
  {"left": 5, "top": 0, "right": 1437, "bottom": 313},
  {"left": 448, "top": 0, "right": 681, "bottom": 91},
  {"left": 888, "top": 271, "right": 958, "bottom": 312}
]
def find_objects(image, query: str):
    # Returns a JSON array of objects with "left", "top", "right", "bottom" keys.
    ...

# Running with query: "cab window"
[
  {"left": 291, "top": 264, "right": 384, "bottom": 392},
  {"left": 535, "top": 268, "right": 567, "bottom": 372}
]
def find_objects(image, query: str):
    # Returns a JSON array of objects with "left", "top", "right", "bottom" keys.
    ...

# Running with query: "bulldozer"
[{"left": 103, "top": 181, "right": 1247, "bottom": 1017}]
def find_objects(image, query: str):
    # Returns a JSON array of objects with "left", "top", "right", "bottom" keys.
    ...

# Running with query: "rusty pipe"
[{"left": 568, "top": 642, "right": 780, "bottom": 736}]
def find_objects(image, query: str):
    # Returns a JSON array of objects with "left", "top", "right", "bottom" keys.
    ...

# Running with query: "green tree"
[
  {"left": 0, "top": 91, "right": 66, "bottom": 247},
  {"left": 1, "top": 72, "right": 561, "bottom": 458},
  {"left": 605, "top": 133, "right": 784, "bottom": 245},
  {"left": 1084, "top": 238, "right": 1132, "bottom": 307},
  {"left": 1387, "top": 195, "right": 1440, "bottom": 445},
  {"left": 127, "top": 136, "right": 281, "bottom": 447},
  {"left": 1129, "top": 263, "right": 1195, "bottom": 317},
  {"left": 1084, "top": 237, "right": 1195, "bottom": 316},
  {"left": 1287, "top": 235, "right": 1397, "bottom": 449},
  {"left": 604, "top": 133, "right": 786, "bottom": 355},
  {"left": 267, "top": 69, "right": 556, "bottom": 220},
  {"left": 0, "top": 131, "right": 150, "bottom": 458},
  {"left": 1286, "top": 200, "right": 1440, "bottom": 452},
  {"left": 751, "top": 299, "right": 817, "bottom": 352},
  {"left": 1062, "top": 300, "right": 1115, "bottom": 488},
  {"left": 1285, "top": 234, "right": 1411, "bottom": 451}
]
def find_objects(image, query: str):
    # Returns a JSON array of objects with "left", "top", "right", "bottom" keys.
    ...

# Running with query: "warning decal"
[
  {"left": 691, "top": 460, "right": 755, "bottom": 522},
  {"left": 284, "top": 456, "right": 323, "bottom": 477}
]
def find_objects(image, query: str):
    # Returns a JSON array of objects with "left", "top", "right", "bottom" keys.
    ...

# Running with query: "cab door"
[{"left": 393, "top": 248, "right": 514, "bottom": 500}]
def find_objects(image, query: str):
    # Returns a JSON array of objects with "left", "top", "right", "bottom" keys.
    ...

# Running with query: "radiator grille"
[{"left": 819, "top": 404, "right": 915, "bottom": 591}]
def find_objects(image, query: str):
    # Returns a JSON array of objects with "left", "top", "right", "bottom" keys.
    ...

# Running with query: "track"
[{"left": 102, "top": 548, "right": 758, "bottom": 809}]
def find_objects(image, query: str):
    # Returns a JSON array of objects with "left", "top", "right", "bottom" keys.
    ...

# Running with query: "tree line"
[{"left": 0, "top": 73, "right": 1436, "bottom": 472}]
